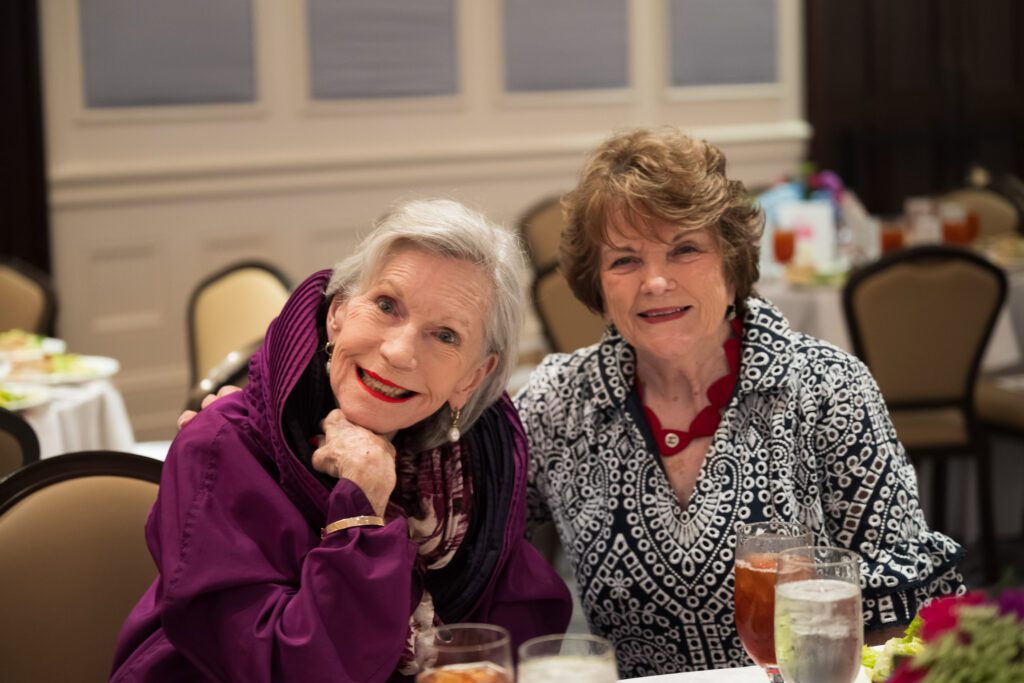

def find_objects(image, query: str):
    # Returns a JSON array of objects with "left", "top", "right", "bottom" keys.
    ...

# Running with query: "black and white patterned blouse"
[{"left": 514, "top": 298, "right": 964, "bottom": 678}]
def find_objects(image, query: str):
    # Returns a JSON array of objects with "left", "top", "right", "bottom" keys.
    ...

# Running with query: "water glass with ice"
[{"left": 774, "top": 546, "right": 863, "bottom": 683}]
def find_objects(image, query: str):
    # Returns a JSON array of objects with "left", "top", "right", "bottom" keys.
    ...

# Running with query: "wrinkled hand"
[
  {"left": 313, "top": 409, "right": 397, "bottom": 517},
  {"left": 176, "top": 385, "right": 243, "bottom": 430}
]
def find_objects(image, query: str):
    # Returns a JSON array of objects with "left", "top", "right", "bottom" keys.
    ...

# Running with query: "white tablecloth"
[
  {"left": 20, "top": 379, "right": 136, "bottom": 458},
  {"left": 623, "top": 665, "right": 870, "bottom": 682},
  {"left": 757, "top": 277, "right": 1022, "bottom": 371}
]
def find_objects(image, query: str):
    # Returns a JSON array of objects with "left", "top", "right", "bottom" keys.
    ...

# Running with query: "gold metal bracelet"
[{"left": 321, "top": 515, "right": 385, "bottom": 538}]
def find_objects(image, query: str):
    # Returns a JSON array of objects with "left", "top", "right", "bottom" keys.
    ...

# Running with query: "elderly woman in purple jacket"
[{"left": 111, "top": 199, "right": 571, "bottom": 682}]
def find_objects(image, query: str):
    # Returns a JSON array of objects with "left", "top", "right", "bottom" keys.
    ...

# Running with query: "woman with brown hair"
[{"left": 514, "top": 127, "right": 963, "bottom": 677}]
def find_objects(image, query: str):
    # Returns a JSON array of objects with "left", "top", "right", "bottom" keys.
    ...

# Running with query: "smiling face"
[
  {"left": 599, "top": 213, "right": 735, "bottom": 363},
  {"left": 325, "top": 247, "right": 497, "bottom": 439}
]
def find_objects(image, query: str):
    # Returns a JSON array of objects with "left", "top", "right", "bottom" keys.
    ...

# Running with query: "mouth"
[
  {"left": 638, "top": 306, "right": 691, "bottom": 319},
  {"left": 356, "top": 367, "right": 417, "bottom": 403}
]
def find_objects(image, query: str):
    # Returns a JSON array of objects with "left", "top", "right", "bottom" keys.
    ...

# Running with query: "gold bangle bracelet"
[{"left": 321, "top": 515, "right": 385, "bottom": 538}]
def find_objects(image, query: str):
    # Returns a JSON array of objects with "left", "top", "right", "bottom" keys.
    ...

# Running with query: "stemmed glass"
[
  {"left": 734, "top": 521, "right": 813, "bottom": 682},
  {"left": 774, "top": 546, "right": 863, "bottom": 683},
  {"left": 415, "top": 623, "right": 513, "bottom": 683},
  {"left": 517, "top": 633, "right": 618, "bottom": 683}
]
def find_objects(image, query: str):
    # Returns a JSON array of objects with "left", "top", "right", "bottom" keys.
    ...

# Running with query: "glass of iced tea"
[
  {"left": 517, "top": 634, "right": 618, "bottom": 683},
  {"left": 734, "top": 521, "right": 813, "bottom": 682},
  {"left": 415, "top": 624, "right": 513, "bottom": 683},
  {"left": 775, "top": 546, "right": 863, "bottom": 683},
  {"left": 773, "top": 228, "right": 796, "bottom": 265}
]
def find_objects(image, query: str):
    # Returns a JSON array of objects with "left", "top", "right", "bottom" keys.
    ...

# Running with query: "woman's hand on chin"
[{"left": 314, "top": 408, "right": 397, "bottom": 517}]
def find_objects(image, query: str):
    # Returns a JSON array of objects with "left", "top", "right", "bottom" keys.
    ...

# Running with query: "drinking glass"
[
  {"left": 773, "top": 228, "right": 796, "bottom": 265},
  {"left": 734, "top": 521, "right": 812, "bottom": 682},
  {"left": 517, "top": 634, "right": 618, "bottom": 683},
  {"left": 415, "top": 623, "right": 513, "bottom": 683},
  {"left": 774, "top": 546, "right": 863, "bottom": 683},
  {"left": 940, "top": 202, "right": 971, "bottom": 245},
  {"left": 880, "top": 222, "right": 906, "bottom": 255}
]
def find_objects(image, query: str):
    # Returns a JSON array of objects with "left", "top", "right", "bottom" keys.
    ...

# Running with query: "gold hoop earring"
[
  {"left": 324, "top": 341, "right": 335, "bottom": 374},
  {"left": 448, "top": 405, "right": 462, "bottom": 443}
]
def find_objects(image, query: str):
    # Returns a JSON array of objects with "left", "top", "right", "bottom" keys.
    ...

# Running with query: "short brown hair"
[{"left": 561, "top": 127, "right": 763, "bottom": 315}]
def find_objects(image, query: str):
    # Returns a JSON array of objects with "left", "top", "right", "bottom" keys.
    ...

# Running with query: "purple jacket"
[{"left": 111, "top": 272, "right": 571, "bottom": 682}]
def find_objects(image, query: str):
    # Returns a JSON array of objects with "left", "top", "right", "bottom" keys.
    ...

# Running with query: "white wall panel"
[{"left": 41, "top": 0, "right": 808, "bottom": 440}]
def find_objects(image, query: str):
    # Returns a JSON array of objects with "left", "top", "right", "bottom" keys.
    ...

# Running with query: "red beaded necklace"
[{"left": 636, "top": 318, "right": 741, "bottom": 457}]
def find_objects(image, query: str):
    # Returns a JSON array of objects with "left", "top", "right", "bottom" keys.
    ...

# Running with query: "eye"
[
  {"left": 609, "top": 255, "right": 638, "bottom": 269},
  {"left": 376, "top": 296, "right": 397, "bottom": 315},
  {"left": 436, "top": 328, "right": 459, "bottom": 345},
  {"left": 672, "top": 244, "right": 699, "bottom": 257}
]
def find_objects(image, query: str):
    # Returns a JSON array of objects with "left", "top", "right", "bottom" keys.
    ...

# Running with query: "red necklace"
[{"left": 636, "top": 318, "right": 741, "bottom": 457}]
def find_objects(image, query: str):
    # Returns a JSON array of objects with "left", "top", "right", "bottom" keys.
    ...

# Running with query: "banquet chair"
[
  {"left": 0, "top": 257, "right": 57, "bottom": 335},
  {"left": 942, "top": 187, "right": 1021, "bottom": 239},
  {"left": 518, "top": 195, "right": 606, "bottom": 353},
  {"left": 842, "top": 245, "right": 1006, "bottom": 583},
  {"left": 0, "top": 450, "right": 162, "bottom": 682},
  {"left": 0, "top": 407, "right": 40, "bottom": 479},
  {"left": 187, "top": 260, "right": 291, "bottom": 386},
  {"left": 184, "top": 338, "right": 261, "bottom": 411},
  {"left": 519, "top": 194, "right": 566, "bottom": 273},
  {"left": 533, "top": 268, "right": 607, "bottom": 353}
]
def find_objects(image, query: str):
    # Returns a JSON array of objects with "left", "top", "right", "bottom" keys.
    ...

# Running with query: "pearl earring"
[
  {"left": 448, "top": 405, "right": 462, "bottom": 443},
  {"left": 324, "top": 341, "right": 335, "bottom": 374}
]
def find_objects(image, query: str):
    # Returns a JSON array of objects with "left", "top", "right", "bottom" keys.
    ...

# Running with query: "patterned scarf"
[{"left": 392, "top": 442, "right": 473, "bottom": 676}]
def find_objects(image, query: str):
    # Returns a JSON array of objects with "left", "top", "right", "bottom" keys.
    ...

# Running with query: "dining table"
[
  {"left": 622, "top": 664, "right": 870, "bottom": 682},
  {"left": 20, "top": 378, "right": 136, "bottom": 459},
  {"left": 757, "top": 270, "right": 1023, "bottom": 372}
]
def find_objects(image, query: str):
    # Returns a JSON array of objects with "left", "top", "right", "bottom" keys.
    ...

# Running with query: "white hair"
[{"left": 325, "top": 198, "right": 525, "bottom": 451}]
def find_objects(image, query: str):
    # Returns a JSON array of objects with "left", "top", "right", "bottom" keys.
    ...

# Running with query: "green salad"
[
  {"left": 861, "top": 615, "right": 925, "bottom": 682},
  {"left": 0, "top": 386, "right": 27, "bottom": 408}
]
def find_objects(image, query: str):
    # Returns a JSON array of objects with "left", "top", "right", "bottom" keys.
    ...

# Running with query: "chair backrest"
[
  {"left": 842, "top": 245, "right": 1007, "bottom": 409},
  {"left": 0, "top": 257, "right": 57, "bottom": 335},
  {"left": 0, "top": 407, "right": 40, "bottom": 479},
  {"left": 943, "top": 187, "right": 1021, "bottom": 239},
  {"left": 532, "top": 268, "right": 607, "bottom": 354},
  {"left": 518, "top": 195, "right": 607, "bottom": 353},
  {"left": 187, "top": 260, "right": 291, "bottom": 386},
  {"left": 184, "top": 338, "right": 261, "bottom": 411},
  {"left": 519, "top": 194, "right": 566, "bottom": 273},
  {"left": 0, "top": 451, "right": 162, "bottom": 682}
]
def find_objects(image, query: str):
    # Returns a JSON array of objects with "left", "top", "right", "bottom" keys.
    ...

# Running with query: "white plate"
[
  {"left": 0, "top": 382, "right": 52, "bottom": 412},
  {"left": 0, "top": 335, "right": 67, "bottom": 362},
  {"left": 9, "top": 355, "right": 120, "bottom": 385}
]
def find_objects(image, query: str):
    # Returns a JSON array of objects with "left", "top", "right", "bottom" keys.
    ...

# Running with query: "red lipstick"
[{"left": 356, "top": 367, "right": 414, "bottom": 403}]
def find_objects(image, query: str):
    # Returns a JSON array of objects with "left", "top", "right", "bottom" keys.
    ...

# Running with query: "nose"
[
  {"left": 380, "top": 325, "right": 417, "bottom": 370},
  {"left": 640, "top": 268, "right": 674, "bottom": 296}
]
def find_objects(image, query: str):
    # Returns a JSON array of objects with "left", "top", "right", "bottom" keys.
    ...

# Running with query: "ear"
[
  {"left": 325, "top": 295, "right": 346, "bottom": 343},
  {"left": 449, "top": 353, "right": 498, "bottom": 407}
]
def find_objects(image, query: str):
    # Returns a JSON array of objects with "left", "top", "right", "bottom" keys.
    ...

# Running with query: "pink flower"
[
  {"left": 918, "top": 592, "right": 986, "bottom": 642},
  {"left": 888, "top": 660, "right": 926, "bottom": 683}
]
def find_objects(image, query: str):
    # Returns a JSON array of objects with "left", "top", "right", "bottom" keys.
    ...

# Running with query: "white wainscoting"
[{"left": 40, "top": 0, "right": 809, "bottom": 440}]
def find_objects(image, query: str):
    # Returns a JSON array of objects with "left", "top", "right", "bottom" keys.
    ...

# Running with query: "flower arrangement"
[{"left": 869, "top": 586, "right": 1024, "bottom": 682}]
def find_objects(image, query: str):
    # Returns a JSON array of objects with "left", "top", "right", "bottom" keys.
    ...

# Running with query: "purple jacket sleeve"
[{"left": 150, "top": 415, "right": 419, "bottom": 683}]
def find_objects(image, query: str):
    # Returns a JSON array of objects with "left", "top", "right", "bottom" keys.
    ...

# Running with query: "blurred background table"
[
  {"left": 758, "top": 274, "right": 1022, "bottom": 371},
  {"left": 20, "top": 379, "right": 136, "bottom": 459}
]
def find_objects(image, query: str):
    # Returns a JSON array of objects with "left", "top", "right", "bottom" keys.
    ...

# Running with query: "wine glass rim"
[
  {"left": 737, "top": 520, "right": 811, "bottom": 535},
  {"left": 518, "top": 632, "right": 615, "bottom": 658},
  {"left": 778, "top": 545, "right": 860, "bottom": 567},
  {"left": 520, "top": 633, "right": 612, "bottom": 647},
  {"left": 431, "top": 623, "right": 511, "bottom": 651}
]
